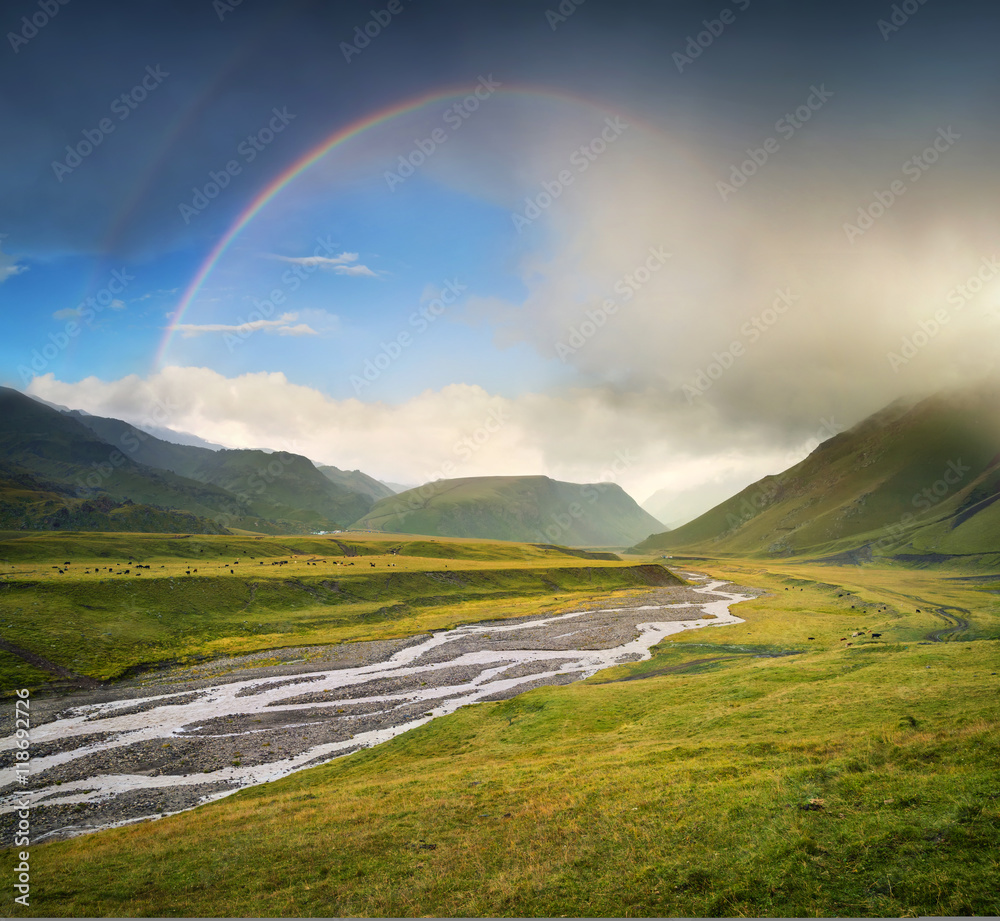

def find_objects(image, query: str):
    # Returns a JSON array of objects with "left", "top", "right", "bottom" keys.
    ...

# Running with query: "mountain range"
[
  {"left": 0, "top": 388, "right": 661, "bottom": 546},
  {"left": 0, "top": 388, "right": 383, "bottom": 535},
  {"left": 5, "top": 381, "right": 1000, "bottom": 561}
]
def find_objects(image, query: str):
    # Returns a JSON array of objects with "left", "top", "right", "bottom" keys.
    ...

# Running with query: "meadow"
[
  {"left": 0, "top": 531, "right": 672, "bottom": 691},
  {"left": 2, "top": 534, "right": 999, "bottom": 917}
]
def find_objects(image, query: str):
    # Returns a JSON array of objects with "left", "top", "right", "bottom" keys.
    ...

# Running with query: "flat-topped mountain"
[{"left": 351, "top": 475, "right": 664, "bottom": 547}]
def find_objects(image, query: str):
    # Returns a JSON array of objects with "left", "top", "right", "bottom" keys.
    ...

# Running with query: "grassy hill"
[
  {"left": 0, "top": 462, "right": 228, "bottom": 534},
  {"left": 351, "top": 475, "right": 664, "bottom": 547},
  {"left": 180, "top": 449, "right": 373, "bottom": 529},
  {"left": 317, "top": 464, "right": 396, "bottom": 503},
  {"left": 0, "top": 389, "right": 380, "bottom": 534},
  {"left": 69, "top": 408, "right": 376, "bottom": 527},
  {"left": 0, "top": 389, "right": 249, "bottom": 525},
  {"left": 636, "top": 381, "right": 1000, "bottom": 563},
  {"left": 65, "top": 410, "right": 217, "bottom": 478}
]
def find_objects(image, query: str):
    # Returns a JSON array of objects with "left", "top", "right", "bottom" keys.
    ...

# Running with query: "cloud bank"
[{"left": 26, "top": 366, "right": 838, "bottom": 517}]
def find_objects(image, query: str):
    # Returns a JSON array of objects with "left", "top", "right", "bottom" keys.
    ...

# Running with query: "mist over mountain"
[{"left": 636, "top": 380, "right": 1000, "bottom": 566}]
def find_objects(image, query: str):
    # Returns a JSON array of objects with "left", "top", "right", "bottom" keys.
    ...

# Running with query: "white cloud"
[
  {"left": 171, "top": 312, "right": 319, "bottom": 338},
  {"left": 421, "top": 101, "right": 1000, "bottom": 438},
  {"left": 25, "top": 367, "right": 834, "bottom": 519},
  {"left": 53, "top": 299, "right": 125, "bottom": 321},
  {"left": 137, "top": 288, "right": 179, "bottom": 301},
  {"left": 331, "top": 263, "right": 378, "bottom": 277},
  {"left": 296, "top": 308, "right": 341, "bottom": 335},
  {"left": 270, "top": 252, "right": 377, "bottom": 277},
  {"left": 0, "top": 238, "right": 26, "bottom": 284}
]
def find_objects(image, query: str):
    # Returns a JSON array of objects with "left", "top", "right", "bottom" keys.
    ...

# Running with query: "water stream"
[{"left": 1, "top": 576, "right": 751, "bottom": 841}]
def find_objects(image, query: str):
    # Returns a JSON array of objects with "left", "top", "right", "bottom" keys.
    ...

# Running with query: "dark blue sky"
[
  {"left": 2, "top": 0, "right": 998, "bottom": 519},
  {"left": 3, "top": 0, "right": 993, "bottom": 255}
]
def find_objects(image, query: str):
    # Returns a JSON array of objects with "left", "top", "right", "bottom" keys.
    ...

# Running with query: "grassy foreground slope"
[
  {"left": 637, "top": 381, "right": 1000, "bottom": 562},
  {"left": 0, "top": 532, "right": 676, "bottom": 690},
  {"left": 353, "top": 475, "right": 664, "bottom": 547},
  {"left": 8, "top": 553, "right": 1000, "bottom": 917}
]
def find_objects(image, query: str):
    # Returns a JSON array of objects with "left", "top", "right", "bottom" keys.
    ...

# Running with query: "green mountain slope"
[
  {"left": 317, "top": 465, "right": 396, "bottom": 504},
  {"left": 635, "top": 381, "right": 1000, "bottom": 561},
  {"left": 183, "top": 449, "right": 374, "bottom": 528},
  {"left": 0, "top": 461, "right": 229, "bottom": 533},
  {"left": 68, "top": 410, "right": 377, "bottom": 526},
  {"left": 351, "top": 475, "right": 664, "bottom": 547},
  {"left": 0, "top": 389, "right": 240, "bottom": 519},
  {"left": 0, "top": 389, "right": 369, "bottom": 533},
  {"left": 67, "top": 401, "right": 395, "bottom": 529},
  {"left": 65, "top": 410, "right": 217, "bottom": 477}
]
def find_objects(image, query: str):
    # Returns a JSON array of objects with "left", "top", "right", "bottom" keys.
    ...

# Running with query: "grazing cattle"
[
  {"left": 807, "top": 637, "right": 815, "bottom": 640},
  {"left": 871, "top": 633, "right": 882, "bottom": 638}
]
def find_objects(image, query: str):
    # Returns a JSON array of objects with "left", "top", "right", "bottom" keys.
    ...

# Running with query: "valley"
[
  {"left": 8, "top": 7, "right": 1000, "bottom": 915},
  {"left": 1, "top": 531, "right": 998, "bottom": 917},
  {"left": 0, "top": 387, "right": 998, "bottom": 917},
  {"left": 0, "top": 572, "right": 753, "bottom": 844}
]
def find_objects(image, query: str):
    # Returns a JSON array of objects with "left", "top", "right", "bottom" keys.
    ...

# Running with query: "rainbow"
[{"left": 155, "top": 85, "right": 642, "bottom": 367}]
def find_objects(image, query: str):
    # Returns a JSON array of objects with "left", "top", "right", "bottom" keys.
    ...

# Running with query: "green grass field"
[
  {"left": 3, "top": 536, "right": 999, "bottom": 917},
  {"left": 0, "top": 531, "right": 676, "bottom": 690}
]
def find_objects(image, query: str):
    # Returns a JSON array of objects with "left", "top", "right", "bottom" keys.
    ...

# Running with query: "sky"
[{"left": 2, "top": 0, "right": 999, "bottom": 526}]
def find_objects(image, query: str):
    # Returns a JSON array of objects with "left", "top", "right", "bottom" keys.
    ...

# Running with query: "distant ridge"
[
  {"left": 351, "top": 475, "right": 663, "bottom": 547},
  {"left": 317, "top": 465, "right": 396, "bottom": 504}
]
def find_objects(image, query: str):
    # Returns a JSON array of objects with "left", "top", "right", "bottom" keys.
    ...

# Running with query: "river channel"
[{"left": 0, "top": 574, "right": 757, "bottom": 843}]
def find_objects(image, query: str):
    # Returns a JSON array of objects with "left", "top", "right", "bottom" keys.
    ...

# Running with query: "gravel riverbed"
[{"left": 0, "top": 577, "right": 759, "bottom": 843}]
